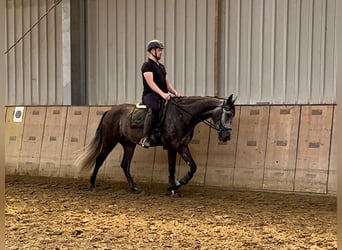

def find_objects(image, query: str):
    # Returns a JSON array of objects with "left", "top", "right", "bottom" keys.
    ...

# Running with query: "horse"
[{"left": 75, "top": 94, "right": 236, "bottom": 195}]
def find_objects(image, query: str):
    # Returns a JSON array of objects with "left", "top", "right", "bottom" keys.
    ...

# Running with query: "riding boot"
[{"left": 139, "top": 110, "right": 156, "bottom": 148}]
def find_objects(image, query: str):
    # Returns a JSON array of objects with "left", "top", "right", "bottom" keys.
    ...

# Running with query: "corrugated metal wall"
[
  {"left": 85, "top": 0, "right": 216, "bottom": 105},
  {"left": 5, "top": 0, "right": 63, "bottom": 105},
  {"left": 219, "top": 0, "right": 337, "bottom": 104},
  {"left": 5, "top": 0, "right": 337, "bottom": 105}
]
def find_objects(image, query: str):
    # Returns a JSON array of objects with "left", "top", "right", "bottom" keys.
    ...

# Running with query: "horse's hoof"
[
  {"left": 169, "top": 190, "right": 180, "bottom": 197},
  {"left": 131, "top": 187, "right": 144, "bottom": 194}
]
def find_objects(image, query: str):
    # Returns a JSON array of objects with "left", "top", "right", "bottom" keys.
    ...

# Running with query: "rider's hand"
[
  {"left": 174, "top": 91, "right": 181, "bottom": 97},
  {"left": 162, "top": 92, "right": 171, "bottom": 100}
]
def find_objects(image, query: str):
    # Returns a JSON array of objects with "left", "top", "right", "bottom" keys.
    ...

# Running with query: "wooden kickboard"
[
  {"left": 5, "top": 106, "right": 25, "bottom": 174},
  {"left": 60, "top": 107, "right": 89, "bottom": 178},
  {"left": 294, "top": 169, "right": 328, "bottom": 193},
  {"left": 327, "top": 170, "right": 336, "bottom": 194},
  {"left": 19, "top": 107, "right": 46, "bottom": 175},
  {"left": 86, "top": 106, "right": 110, "bottom": 144},
  {"left": 39, "top": 107, "right": 67, "bottom": 177},
  {"left": 130, "top": 146, "right": 156, "bottom": 183},
  {"left": 205, "top": 106, "right": 240, "bottom": 187},
  {"left": 327, "top": 107, "right": 337, "bottom": 194},
  {"left": 235, "top": 106, "right": 269, "bottom": 170},
  {"left": 264, "top": 106, "right": 300, "bottom": 170},
  {"left": 205, "top": 167, "right": 235, "bottom": 188},
  {"left": 263, "top": 169, "right": 295, "bottom": 191},
  {"left": 296, "top": 106, "right": 333, "bottom": 171},
  {"left": 104, "top": 145, "right": 126, "bottom": 182},
  {"left": 329, "top": 106, "right": 337, "bottom": 172},
  {"left": 84, "top": 106, "right": 111, "bottom": 180},
  {"left": 233, "top": 168, "right": 264, "bottom": 189},
  {"left": 177, "top": 123, "right": 210, "bottom": 185},
  {"left": 152, "top": 147, "right": 171, "bottom": 183}
]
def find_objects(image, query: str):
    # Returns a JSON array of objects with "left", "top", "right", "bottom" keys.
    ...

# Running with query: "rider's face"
[{"left": 153, "top": 48, "right": 163, "bottom": 60}]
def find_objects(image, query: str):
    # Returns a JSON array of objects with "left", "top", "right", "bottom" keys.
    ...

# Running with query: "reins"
[{"left": 168, "top": 98, "right": 222, "bottom": 132}]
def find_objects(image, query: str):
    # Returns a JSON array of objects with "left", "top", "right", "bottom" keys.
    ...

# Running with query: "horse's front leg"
[
  {"left": 177, "top": 145, "right": 197, "bottom": 188},
  {"left": 167, "top": 149, "right": 180, "bottom": 191}
]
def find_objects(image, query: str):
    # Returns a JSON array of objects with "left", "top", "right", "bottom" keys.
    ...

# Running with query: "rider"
[{"left": 139, "top": 39, "right": 180, "bottom": 148}]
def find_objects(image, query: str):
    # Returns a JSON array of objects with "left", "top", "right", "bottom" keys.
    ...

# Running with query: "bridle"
[{"left": 169, "top": 98, "right": 232, "bottom": 133}]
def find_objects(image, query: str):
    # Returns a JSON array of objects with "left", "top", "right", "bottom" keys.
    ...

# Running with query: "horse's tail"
[{"left": 74, "top": 111, "right": 108, "bottom": 174}]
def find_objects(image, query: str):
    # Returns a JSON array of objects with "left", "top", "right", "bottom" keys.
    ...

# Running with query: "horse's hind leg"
[
  {"left": 120, "top": 141, "right": 141, "bottom": 193},
  {"left": 90, "top": 145, "right": 115, "bottom": 189}
]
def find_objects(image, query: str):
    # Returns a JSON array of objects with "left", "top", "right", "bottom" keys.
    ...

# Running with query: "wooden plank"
[
  {"left": 177, "top": 123, "right": 210, "bottom": 185},
  {"left": 296, "top": 106, "right": 333, "bottom": 171},
  {"left": 329, "top": 106, "right": 337, "bottom": 172},
  {"left": 5, "top": 107, "right": 25, "bottom": 174},
  {"left": 205, "top": 106, "right": 240, "bottom": 187},
  {"left": 294, "top": 169, "right": 328, "bottom": 193},
  {"left": 205, "top": 167, "right": 235, "bottom": 188},
  {"left": 39, "top": 107, "right": 67, "bottom": 177},
  {"left": 104, "top": 145, "right": 126, "bottom": 183},
  {"left": 84, "top": 106, "right": 111, "bottom": 181},
  {"left": 263, "top": 169, "right": 295, "bottom": 192},
  {"left": 235, "top": 106, "right": 269, "bottom": 169},
  {"left": 18, "top": 107, "right": 46, "bottom": 175},
  {"left": 152, "top": 147, "right": 177, "bottom": 184},
  {"left": 233, "top": 168, "right": 264, "bottom": 189},
  {"left": 264, "top": 106, "right": 300, "bottom": 170},
  {"left": 327, "top": 170, "right": 336, "bottom": 194},
  {"left": 85, "top": 107, "right": 110, "bottom": 144},
  {"left": 130, "top": 147, "right": 156, "bottom": 183},
  {"left": 60, "top": 107, "right": 89, "bottom": 178},
  {"left": 327, "top": 107, "right": 336, "bottom": 194}
]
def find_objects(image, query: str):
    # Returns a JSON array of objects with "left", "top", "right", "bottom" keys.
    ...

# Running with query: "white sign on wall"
[{"left": 13, "top": 107, "right": 24, "bottom": 122}]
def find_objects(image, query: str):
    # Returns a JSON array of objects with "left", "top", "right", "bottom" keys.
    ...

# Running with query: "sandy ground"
[{"left": 5, "top": 175, "right": 337, "bottom": 250}]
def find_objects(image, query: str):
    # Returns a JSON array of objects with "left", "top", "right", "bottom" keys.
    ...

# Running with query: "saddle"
[{"left": 130, "top": 101, "right": 168, "bottom": 128}]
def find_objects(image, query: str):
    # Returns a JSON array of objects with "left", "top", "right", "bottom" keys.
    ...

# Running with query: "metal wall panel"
[
  {"left": 219, "top": 0, "right": 337, "bottom": 104},
  {"left": 85, "top": 0, "right": 216, "bottom": 105},
  {"left": 5, "top": 0, "right": 63, "bottom": 105},
  {"left": 5, "top": 0, "right": 338, "bottom": 105}
]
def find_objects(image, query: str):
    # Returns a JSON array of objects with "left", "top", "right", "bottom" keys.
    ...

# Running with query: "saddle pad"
[{"left": 130, "top": 107, "right": 147, "bottom": 128}]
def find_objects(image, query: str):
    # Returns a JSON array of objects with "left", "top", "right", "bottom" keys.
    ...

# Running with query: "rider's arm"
[
  {"left": 166, "top": 75, "right": 180, "bottom": 97},
  {"left": 143, "top": 72, "right": 170, "bottom": 100}
]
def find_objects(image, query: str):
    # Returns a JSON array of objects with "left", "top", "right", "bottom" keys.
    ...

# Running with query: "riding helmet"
[{"left": 147, "top": 39, "right": 164, "bottom": 52}]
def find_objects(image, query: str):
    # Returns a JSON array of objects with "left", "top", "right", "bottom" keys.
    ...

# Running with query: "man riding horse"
[{"left": 139, "top": 39, "right": 180, "bottom": 148}]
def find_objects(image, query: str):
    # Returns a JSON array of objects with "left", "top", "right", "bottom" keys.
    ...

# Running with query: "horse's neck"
[{"left": 179, "top": 97, "right": 222, "bottom": 122}]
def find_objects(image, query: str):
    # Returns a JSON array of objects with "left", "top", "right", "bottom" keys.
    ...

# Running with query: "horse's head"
[{"left": 215, "top": 94, "right": 237, "bottom": 142}]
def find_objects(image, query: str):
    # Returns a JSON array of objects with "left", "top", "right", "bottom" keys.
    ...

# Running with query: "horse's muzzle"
[{"left": 219, "top": 129, "right": 231, "bottom": 142}]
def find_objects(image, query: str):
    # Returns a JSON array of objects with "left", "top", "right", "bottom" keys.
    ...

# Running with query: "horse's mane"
[{"left": 172, "top": 96, "right": 223, "bottom": 106}]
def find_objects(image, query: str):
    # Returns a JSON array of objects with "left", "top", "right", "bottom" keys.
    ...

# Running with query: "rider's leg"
[{"left": 139, "top": 108, "right": 156, "bottom": 148}]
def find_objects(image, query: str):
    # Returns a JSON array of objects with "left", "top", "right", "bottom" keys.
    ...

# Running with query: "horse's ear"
[
  {"left": 227, "top": 94, "right": 237, "bottom": 104},
  {"left": 232, "top": 95, "right": 237, "bottom": 103}
]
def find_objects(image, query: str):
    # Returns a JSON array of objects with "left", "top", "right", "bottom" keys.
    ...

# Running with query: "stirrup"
[{"left": 139, "top": 137, "right": 150, "bottom": 148}]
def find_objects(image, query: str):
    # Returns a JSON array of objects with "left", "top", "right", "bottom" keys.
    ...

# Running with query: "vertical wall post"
[
  {"left": 70, "top": 0, "right": 86, "bottom": 105},
  {"left": 0, "top": 1, "right": 6, "bottom": 248},
  {"left": 214, "top": 0, "right": 221, "bottom": 97},
  {"left": 62, "top": 0, "right": 86, "bottom": 105},
  {"left": 62, "top": 0, "right": 71, "bottom": 105}
]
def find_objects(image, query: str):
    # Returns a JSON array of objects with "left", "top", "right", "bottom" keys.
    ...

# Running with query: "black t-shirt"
[{"left": 141, "top": 58, "right": 168, "bottom": 96}]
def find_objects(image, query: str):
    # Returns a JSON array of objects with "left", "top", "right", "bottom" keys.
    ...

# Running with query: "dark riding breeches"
[{"left": 142, "top": 93, "right": 163, "bottom": 138}]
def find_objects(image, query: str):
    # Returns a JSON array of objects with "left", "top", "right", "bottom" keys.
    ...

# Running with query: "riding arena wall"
[
  {"left": 5, "top": 104, "right": 337, "bottom": 195},
  {"left": 4, "top": 0, "right": 339, "bottom": 195}
]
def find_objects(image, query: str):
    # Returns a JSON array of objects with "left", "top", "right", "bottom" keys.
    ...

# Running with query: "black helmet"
[{"left": 147, "top": 39, "right": 164, "bottom": 52}]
